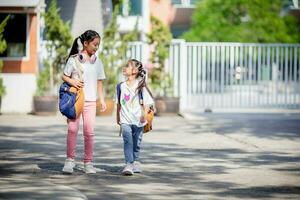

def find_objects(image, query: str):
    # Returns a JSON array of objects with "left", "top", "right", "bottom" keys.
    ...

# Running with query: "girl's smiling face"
[
  {"left": 122, "top": 61, "right": 138, "bottom": 77},
  {"left": 84, "top": 37, "right": 100, "bottom": 55}
]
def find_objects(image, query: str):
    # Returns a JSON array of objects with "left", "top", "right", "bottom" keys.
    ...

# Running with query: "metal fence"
[{"left": 169, "top": 40, "right": 300, "bottom": 111}]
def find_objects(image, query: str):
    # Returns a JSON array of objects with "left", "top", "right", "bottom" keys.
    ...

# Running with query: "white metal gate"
[{"left": 169, "top": 40, "right": 300, "bottom": 111}]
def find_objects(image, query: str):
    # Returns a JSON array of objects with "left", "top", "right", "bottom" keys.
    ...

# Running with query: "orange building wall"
[
  {"left": 149, "top": 0, "right": 175, "bottom": 26},
  {"left": 3, "top": 14, "right": 38, "bottom": 74}
]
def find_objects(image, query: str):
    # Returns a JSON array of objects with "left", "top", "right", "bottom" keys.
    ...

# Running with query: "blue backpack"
[
  {"left": 59, "top": 83, "right": 77, "bottom": 119},
  {"left": 59, "top": 56, "right": 84, "bottom": 119}
]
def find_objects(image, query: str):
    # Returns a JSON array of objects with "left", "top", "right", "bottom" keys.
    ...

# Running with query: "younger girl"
[
  {"left": 62, "top": 30, "right": 106, "bottom": 174},
  {"left": 116, "top": 59, "right": 154, "bottom": 175}
]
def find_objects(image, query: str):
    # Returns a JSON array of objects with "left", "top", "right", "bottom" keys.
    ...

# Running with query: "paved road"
[{"left": 0, "top": 113, "right": 300, "bottom": 200}]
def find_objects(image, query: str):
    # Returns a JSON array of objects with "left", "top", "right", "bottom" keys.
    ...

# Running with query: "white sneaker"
[
  {"left": 84, "top": 162, "right": 96, "bottom": 174},
  {"left": 133, "top": 161, "right": 142, "bottom": 173},
  {"left": 62, "top": 158, "right": 75, "bottom": 174},
  {"left": 122, "top": 163, "right": 134, "bottom": 176}
]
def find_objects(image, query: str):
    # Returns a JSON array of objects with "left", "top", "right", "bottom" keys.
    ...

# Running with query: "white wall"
[
  {"left": 72, "top": 0, "right": 103, "bottom": 37},
  {"left": 1, "top": 74, "right": 37, "bottom": 113}
]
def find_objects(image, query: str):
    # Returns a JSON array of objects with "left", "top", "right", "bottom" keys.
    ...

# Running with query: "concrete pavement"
[{"left": 0, "top": 113, "right": 300, "bottom": 199}]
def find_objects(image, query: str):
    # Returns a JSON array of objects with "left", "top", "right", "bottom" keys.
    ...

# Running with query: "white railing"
[{"left": 169, "top": 40, "right": 300, "bottom": 111}]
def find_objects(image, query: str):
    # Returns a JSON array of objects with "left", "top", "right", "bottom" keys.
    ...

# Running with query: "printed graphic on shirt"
[{"left": 124, "top": 94, "right": 130, "bottom": 101}]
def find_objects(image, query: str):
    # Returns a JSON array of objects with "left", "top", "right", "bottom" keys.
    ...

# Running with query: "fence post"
[{"left": 177, "top": 39, "right": 188, "bottom": 112}]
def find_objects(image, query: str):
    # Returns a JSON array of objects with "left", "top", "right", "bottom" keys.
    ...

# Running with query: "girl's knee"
[
  {"left": 83, "top": 126, "right": 94, "bottom": 136},
  {"left": 68, "top": 126, "right": 79, "bottom": 134}
]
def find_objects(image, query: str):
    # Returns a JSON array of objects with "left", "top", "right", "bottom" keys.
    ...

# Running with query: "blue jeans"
[{"left": 121, "top": 124, "right": 143, "bottom": 164}]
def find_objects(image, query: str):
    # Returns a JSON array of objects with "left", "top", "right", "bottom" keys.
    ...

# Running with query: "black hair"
[
  {"left": 67, "top": 30, "right": 101, "bottom": 62},
  {"left": 130, "top": 59, "right": 153, "bottom": 98}
]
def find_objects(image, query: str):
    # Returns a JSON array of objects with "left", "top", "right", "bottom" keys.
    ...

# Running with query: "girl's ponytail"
[
  {"left": 67, "top": 36, "right": 82, "bottom": 62},
  {"left": 131, "top": 59, "right": 153, "bottom": 98}
]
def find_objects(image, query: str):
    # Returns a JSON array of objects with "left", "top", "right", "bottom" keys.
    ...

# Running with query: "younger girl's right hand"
[{"left": 71, "top": 79, "right": 84, "bottom": 89}]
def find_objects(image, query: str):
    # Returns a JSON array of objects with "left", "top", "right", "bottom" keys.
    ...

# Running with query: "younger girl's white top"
[
  {"left": 63, "top": 56, "right": 106, "bottom": 101},
  {"left": 115, "top": 80, "right": 154, "bottom": 127}
]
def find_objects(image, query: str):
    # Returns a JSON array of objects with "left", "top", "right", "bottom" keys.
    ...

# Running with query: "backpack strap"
[
  {"left": 116, "top": 82, "right": 122, "bottom": 105},
  {"left": 138, "top": 89, "right": 144, "bottom": 106},
  {"left": 73, "top": 55, "right": 84, "bottom": 81},
  {"left": 116, "top": 82, "right": 123, "bottom": 136},
  {"left": 138, "top": 86, "right": 152, "bottom": 106}
]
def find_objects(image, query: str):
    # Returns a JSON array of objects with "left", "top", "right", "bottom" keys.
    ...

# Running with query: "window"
[
  {"left": 172, "top": 0, "right": 182, "bottom": 5},
  {"left": 113, "top": 0, "right": 142, "bottom": 16},
  {"left": 172, "top": 0, "right": 199, "bottom": 6},
  {"left": 171, "top": 24, "right": 189, "bottom": 38},
  {"left": 0, "top": 13, "right": 27, "bottom": 58},
  {"left": 190, "top": 0, "right": 199, "bottom": 5},
  {"left": 129, "top": 0, "right": 142, "bottom": 16}
]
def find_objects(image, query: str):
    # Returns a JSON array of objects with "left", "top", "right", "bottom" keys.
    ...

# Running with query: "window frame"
[{"left": 0, "top": 12, "right": 29, "bottom": 61}]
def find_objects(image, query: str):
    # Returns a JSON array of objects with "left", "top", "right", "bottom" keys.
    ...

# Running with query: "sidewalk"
[{"left": 0, "top": 113, "right": 300, "bottom": 199}]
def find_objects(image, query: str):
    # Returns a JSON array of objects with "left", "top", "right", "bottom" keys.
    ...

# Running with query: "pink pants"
[{"left": 66, "top": 101, "right": 96, "bottom": 163}]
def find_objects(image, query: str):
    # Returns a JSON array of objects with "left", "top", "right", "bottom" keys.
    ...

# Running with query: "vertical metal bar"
[
  {"left": 202, "top": 45, "right": 206, "bottom": 109},
  {"left": 190, "top": 44, "right": 193, "bottom": 105},
  {"left": 212, "top": 45, "right": 216, "bottom": 108},
  {"left": 226, "top": 45, "right": 230, "bottom": 108},
  {"left": 275, "top": 46, "right": 279, "bottom": 107},
  {"left": 193, "top": 45, "right": 197, "bottom": 96},
  {"left": 216, "top": 45, "right": 220, "bottom": 108},
  {"left": 244, "top": 46, "right": 248, "bottom": 108},
  {"left": 172, "top": 43, "right": 177, "bottom": 97},
  {"left": 235, "top": 45, "right": 239, "bottom": 108},
  {"left": 169, "top": 43, "right": 173, "bottom": 93},
  {"left": 271, "top": 47, "right": 275, "bottom": 106},
  {"left": 284, "top": 47, "right": 288, "bottom": 108},
  {"left": 189, "top": 45, "right": 192, "bottom": 96},
  {"left": 187, "top": 45, "right": 190, "bottom": 97},
  {"left": 294, "top": 47, "right": 297, "bottom": 108},
  {"left": 298, "top": 47, "right": 300, "bottom": 108},
  {"left": 262, "top": 46, "right": 266, "bottom": 107},
  {"left": 221, "top": 45, "right": 225, "bottom": 108},
  {"left": 179, "top": 40, "right": 188, "bottom": 112},
  {"left": 198, "top": 45, "right": 202, "bottom": 107},
  {"left": 229, "top": 45, "right": 234, "bottom": 108},
  {"left": 248, "top": 46, "right": 252, "bottom": 108},
  {"left": 196, "top": 45, "right": 199, "bottom": 95},
  {"left": 261, "top": 45, "right": 267, "bottom": 107},
  {"left": 207, "top": 46, "right": 211, "bottom": 108},
  {"left": 178, "top": 43, "right": 181, "bottom": 98},
  {"left": 234, "top": 45, "right": 237, "bottom": 108},
  {"left": 280, "top": 47, "right": 284, "bottom": 108},
  {"left": 239, "top": 46, "right": 243, "bottom": 108},
  {"left": 174, "top": 43, "right": 179, "bottom": 97},
  {"left": 232, "top": 44, "right": 235, "bottom": 108},
  {"left": 196, "top": 45, "right": 200, "bottom": 104},
  {"left": 289, "top": 46, "right": 293, "bottom": 108},
  {"left": 266, "top": 46, "right": 271, "bottom": 107},
  {"left": 257, "top": 46, "right": 261, "bottom": 107},
  {"left": 253, "top": 46, "right": 257, "bottom": 107}
]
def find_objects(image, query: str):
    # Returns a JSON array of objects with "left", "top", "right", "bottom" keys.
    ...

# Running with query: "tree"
[
  {"left": 147, "top": 15, "right": 172, "bottom": 97},
  {"left": 0, "top": 15, "right": 9, "bottom": 99},
  {"left": 183, "top": 0, "right": 300, "bottom": 43},
  {"left": 99, "top": 4, "right": 138, "bottom": 98},
  {"left": 36, "top": 0, "right": 73, "bottom": 96}
]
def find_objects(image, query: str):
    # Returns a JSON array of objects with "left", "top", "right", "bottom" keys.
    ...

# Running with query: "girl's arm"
[
  {"left": 97, "top": 80, "right": 107, "bottom": 112},
  {"left": 62, "top": 74, "right": 84, "bottom": 89}
]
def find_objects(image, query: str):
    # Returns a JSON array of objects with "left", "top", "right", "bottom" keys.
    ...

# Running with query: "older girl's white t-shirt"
[
  {"left": 115, "top": 80, "right": 154, "bottom": 127},
  {"left": 63, "top": 56, "right": 106, "bottom": 101}
]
